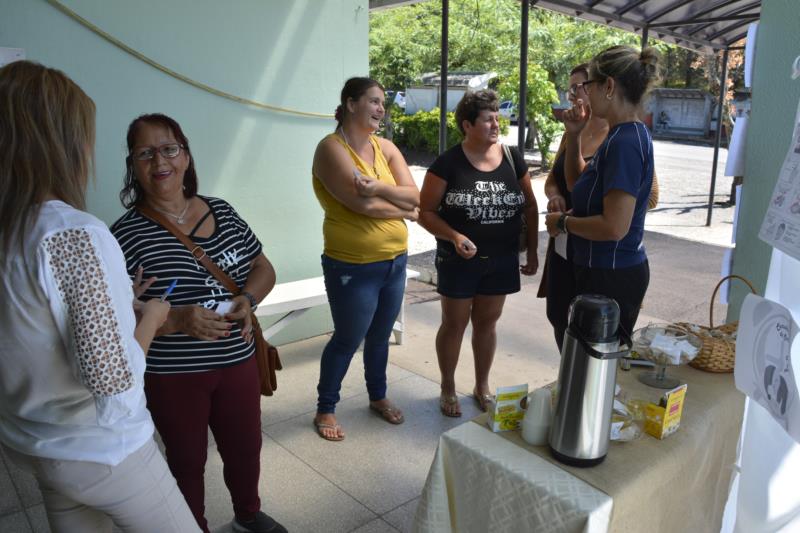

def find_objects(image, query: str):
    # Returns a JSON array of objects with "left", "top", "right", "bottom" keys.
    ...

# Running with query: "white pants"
[{"left": 4, "top": 439, "right": 200, "bottom": 533}]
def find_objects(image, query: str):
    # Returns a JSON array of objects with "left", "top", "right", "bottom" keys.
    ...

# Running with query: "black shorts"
[{"left": 435, "top": 247, "right": 520, "bottom": 299}]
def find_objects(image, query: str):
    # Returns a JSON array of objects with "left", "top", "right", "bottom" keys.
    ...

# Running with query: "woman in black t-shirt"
[{"left": 418, "top": 90, "right": 539, "bottom": 418}]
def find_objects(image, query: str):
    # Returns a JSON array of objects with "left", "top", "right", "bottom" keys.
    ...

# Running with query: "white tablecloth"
[
  {"left": 412, "top": 365, "right": 743, "bottom": 533},
  {"left": 412, "top": 422, "right": 613, "bottom": 533}
]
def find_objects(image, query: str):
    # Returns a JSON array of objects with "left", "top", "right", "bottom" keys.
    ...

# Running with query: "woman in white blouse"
[{"left": 0, "top": 61, "right": 199, "bottom": 532}]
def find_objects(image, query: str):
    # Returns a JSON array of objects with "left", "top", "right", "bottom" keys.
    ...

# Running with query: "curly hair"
[{"left": 454, "top": 89, "right": 499, "bottom": 134}]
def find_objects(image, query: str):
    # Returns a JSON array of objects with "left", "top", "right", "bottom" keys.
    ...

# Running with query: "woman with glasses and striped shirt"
[{"left": 111, "top": 114, "right": 285, "bottom": 533}]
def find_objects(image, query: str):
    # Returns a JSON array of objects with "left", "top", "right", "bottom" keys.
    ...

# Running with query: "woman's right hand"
[
  {"left": 404, "top": 207, "right": 420, "bottom": 222},
  {"left": 562, "top": 99, "right": 589, "bottom": 135},
  {"left": 547, "top": 195, "right": 567, "bottom": 213},
  {"left": 140, "top": 299, "right": 171, "bottom": 328},
  {"left": 453, "top": 234, "right": 477, "bottom": 259},
  {"left": 175, "top": 306, "right": 232, "bottom": 341}
]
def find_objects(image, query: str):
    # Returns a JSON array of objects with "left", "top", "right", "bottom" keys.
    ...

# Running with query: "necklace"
[
  {"left": 339, "top": 129, "right": 380, "bottom": 179},
  {"left": 150, "top": 199, "right": 190, "bottom": 224}
]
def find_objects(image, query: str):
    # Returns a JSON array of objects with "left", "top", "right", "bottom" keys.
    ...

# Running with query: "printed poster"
[
  {"left": 735, "top": 294, "right": 800, "bottom": 443},
  {"left": 758, "top": 97, "right": 800, "bottom": 261}
]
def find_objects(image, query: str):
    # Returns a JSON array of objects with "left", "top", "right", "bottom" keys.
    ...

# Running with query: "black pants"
[
  {"left": 573, "top": 260, "right": 650, "bottom": 337},
  {"left": 544, "top": 246, "right": 576, "bottom": 352}
]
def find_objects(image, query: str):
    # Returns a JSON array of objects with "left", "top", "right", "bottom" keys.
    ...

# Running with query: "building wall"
[
  {"left": 0, "top": 0, "right": 369, "bottom": 344},
  {"left": 729, "top": 0, "right": 800, "bottom": 319}
]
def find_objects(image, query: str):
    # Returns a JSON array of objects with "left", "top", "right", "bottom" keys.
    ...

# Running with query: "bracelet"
[
  {"left": 556, "top": 213, "right": 569, "bottom": 235},
  {"left": 241, "top": 291, "right": 258, "bottom": 312}
]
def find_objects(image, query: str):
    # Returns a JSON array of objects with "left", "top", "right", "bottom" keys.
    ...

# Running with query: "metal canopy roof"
[
  {"left": 533, "top": 0, "right": 760, "bottom": 52},
  {"left": 369, "top": 1, "right": 760, "bottom": 52}
]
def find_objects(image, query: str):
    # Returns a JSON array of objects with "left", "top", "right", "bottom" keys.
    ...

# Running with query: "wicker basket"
[{"left": 674, "top": 274, "right": 757, "bottom": 373}]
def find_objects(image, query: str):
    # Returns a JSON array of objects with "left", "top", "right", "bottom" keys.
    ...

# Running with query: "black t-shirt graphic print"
[{"left": 428, "top": 144, "right": 527, "bottom": 257}]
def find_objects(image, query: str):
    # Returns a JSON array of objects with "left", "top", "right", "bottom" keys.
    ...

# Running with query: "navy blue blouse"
[{"left": 570, "top": 122, "right": 653, "bottom": 269}]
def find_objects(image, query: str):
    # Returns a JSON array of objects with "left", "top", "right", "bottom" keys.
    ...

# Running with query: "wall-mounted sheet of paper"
[
  {"left": 758, "top": 98, "right": 800, "bottom": 261},
  {"left": 744, "top": 23, "right": 757, "bottom": 88},
  {"left": 725, "top": 115, "right": 748, "bottom": 177},
  {"left": 0, "top": 47, "right": 25, "bottom": 68},
  {"left": 735, "top": 294, "right": 800, "bottom": 444}
]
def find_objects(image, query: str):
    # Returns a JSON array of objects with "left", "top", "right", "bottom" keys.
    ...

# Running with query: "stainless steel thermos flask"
[{"left": 548, "top": 294, "right": 631, "bottom": 467}]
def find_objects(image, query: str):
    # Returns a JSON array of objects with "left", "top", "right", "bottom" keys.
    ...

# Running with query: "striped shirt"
[
  {"left": 111, "top": 196, "right": 263, "bottom": 374},
  {"left": 570, "top": 122, "right": 653, "bottom": 269}
]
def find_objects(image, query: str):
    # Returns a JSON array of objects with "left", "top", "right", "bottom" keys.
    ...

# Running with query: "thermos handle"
[{"left": 572, "top": 327, "right": 632, "bottom": 360}]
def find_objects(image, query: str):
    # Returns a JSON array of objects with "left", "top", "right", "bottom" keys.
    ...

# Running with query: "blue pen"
[{"left": 160, "top": 280, "right": 178, "bottom": 302}]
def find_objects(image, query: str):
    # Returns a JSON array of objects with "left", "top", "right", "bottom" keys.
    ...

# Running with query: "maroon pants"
[{"left": 144, "top": 356, "right": 262, "bottom": 533}]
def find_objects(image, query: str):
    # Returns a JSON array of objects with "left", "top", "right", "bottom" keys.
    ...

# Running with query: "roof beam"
[
  {"left": 646, "top": 0, "right": 697, "bottom": 24},
  {"left": 617, "top": 0, "right": 647, "bottom": 17},
  {"left": 687, "top": 2, "right": 760, "bottom": 36},
  {"left": 648, "top": 13, "right": 759, "bottom": 28},
  {"left": 538, "top": 0, "right": 723, "bottom": 50},
  {"left": 692, "top": 0, "right": 757, "bottom": 19},
  {"left": 707, "top": 17, "right": 754, "bottom": 40}
]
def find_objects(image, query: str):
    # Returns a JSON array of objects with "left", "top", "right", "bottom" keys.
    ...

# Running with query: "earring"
[{"left": 606, "top": 93, "right": 613, "bottom": 100}]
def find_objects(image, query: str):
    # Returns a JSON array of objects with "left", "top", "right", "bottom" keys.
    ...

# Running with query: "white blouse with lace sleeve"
[{"left": 0, "top": 201, "right": 153, "bottom": 465}]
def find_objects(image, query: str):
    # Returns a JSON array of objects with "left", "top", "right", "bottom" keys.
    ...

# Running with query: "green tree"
[
  {"left": 498, "top": 63, "right": 560, "bottom": 168},
  {"left": 369, "top": 1, "right": 735, "bottom": 158}
]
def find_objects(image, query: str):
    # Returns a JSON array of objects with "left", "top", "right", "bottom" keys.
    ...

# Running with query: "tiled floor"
[{"left": 0, "top": 275, "right": 677, "bottom": 533}]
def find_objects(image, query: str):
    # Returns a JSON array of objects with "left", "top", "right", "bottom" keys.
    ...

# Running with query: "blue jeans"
[{"left": 317, "top": 253, "right": 407, "bottom": 414}]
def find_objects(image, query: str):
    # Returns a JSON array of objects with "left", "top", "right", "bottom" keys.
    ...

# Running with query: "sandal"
[
  {"left": 473, "top": 389, "right": 495, "bottom": 412},
  {"left": 313, "top": 419, "right": 344, "bottom": 441},
  {"left": 439, "top": 394, "right": 462, "bottom": 418},
  {"left": 369, "top": 402, "right": 405, "bottom": 425}
]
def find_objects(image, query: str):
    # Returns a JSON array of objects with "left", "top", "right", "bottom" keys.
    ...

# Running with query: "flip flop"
[
  {"left": 313, "top": 420, "right": 344, "bottom": 441},
  {"left": 369, "top": 403, "right": 405, "bottom": 425},
  {"left": 439, "top": 394, "right": 462, "bottom": 418},
  {"left": 473, "top": 389, "right": 495, "bottom": 412}
]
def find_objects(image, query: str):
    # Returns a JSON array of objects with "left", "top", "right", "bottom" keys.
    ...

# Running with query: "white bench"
[{"left": 255, "top": 268, "right": 421, "bottom": 345}]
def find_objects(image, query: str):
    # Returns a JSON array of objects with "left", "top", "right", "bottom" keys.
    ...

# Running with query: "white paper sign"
[
  {"left": 554, "top": 233, "right": 567, "bottom": 259},
  {"left": 0, "top": 47, "right": 25, "bottom": 68},
  {"left": 758, "top": 97, "right": 800, "bottom": 261},
  {"left": 725, "top": 115, "right": 748, "bottom": 177},
  {"left": 735, "top": 294, "right": 800, "bottom": 443}
]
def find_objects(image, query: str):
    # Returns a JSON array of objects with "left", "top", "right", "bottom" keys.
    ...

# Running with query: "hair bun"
[{"left": 334, "top": 105, "right": 343, "bottom": 122}]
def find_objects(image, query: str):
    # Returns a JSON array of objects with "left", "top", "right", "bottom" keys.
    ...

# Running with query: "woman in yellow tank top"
[{"left": 311, "top": 77, "right": 419, "bottom": 441}]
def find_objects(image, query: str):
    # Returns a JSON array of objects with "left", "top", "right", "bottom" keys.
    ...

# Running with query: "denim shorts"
[{"left": 435, "top": 247, "right": 520, "bottom": 299}]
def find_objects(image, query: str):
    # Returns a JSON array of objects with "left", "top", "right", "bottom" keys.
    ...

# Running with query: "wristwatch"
[
  {"left": 241, "top": 291, "right": 258, "bottom": 312},
  {"left": 556, "top": 213, "right": 569, "bottom": 235}
]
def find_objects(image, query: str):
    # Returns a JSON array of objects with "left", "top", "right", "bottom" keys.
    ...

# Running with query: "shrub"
[{"left": 391, "top": 108, "right": 510, "bottom": 153}]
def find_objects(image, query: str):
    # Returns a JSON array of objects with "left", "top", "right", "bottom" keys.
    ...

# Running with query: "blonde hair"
[
  {"left": 590, "top": 45, "right": 661, "bottom": 105},
  {"left": 0, "top": 61, "right": 95, "bottom": 255}
]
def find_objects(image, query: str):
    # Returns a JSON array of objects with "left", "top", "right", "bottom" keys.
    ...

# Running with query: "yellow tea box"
[
  {"left": 645, "top": 384, "right": 688, "bottom": 439},
  {"left": 487, "top": 384, "right": 528, "bottom": 432}
]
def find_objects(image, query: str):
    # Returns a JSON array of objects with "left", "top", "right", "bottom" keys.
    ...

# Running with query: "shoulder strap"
[
  {"left": 501, "top": 144, "right": 520, "bottom": 178},
  {"left": 137, "top": 204, "right": 241, "bottom": 295}
]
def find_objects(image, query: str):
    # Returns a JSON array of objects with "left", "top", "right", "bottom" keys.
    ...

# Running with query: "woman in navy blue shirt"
[{"left": 545, "top": 45, "right": 660, "bottom": 335}]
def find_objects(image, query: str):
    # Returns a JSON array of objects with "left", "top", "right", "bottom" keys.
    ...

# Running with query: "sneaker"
[{"left": 232, "top": 511, "right": 288, "bottom": 533}]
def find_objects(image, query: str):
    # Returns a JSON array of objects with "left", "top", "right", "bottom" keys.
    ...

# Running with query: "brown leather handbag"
[{"left": 137, "top": 204, "right": 281, "bottom": 396}]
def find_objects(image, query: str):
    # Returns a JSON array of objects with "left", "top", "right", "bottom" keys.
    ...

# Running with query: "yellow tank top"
[{"left": 312, "top": 133, "right": 408, "bottom": 264}]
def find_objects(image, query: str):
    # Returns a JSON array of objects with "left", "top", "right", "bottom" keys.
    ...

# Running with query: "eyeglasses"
[
  {"left": 568, "top": 79, "right": 600, "bottom": 97},
  {"left": 131, "top": 143, "right": 185, "bottom": 161}
]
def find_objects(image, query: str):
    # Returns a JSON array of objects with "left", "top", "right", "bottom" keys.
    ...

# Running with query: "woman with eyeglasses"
[
  {"left": 0, "top": 62, "right": 199, "bottom": 532},
  {"left": 537, "top": 64, "right": 609, "bottom": 351},
  {"left": 110, "top": 114, "right": 285, "bottom": 533},
  {"left": 545, "top": 46, "right": 661, "bottom": 337}
]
